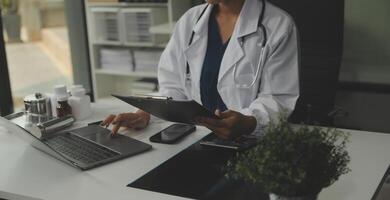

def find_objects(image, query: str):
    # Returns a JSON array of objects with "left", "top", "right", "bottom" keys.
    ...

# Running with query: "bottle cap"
[
  {"left": 54, "top": 85, "right": 67, "bottom": 96},
  {"left": 71, "top": 85, "right": 83, "bottom": 91},
  {"left": 57, "top": 95, "right": 68, "bottom": 102},
  {"left": 70, "top": 85, "right": 84, "bottom": 96},
  {"left": 71, "top": 88, "right": 86, "bottom": 97}
]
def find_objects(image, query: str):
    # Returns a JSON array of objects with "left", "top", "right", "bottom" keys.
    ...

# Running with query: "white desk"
[{"left": 0, "top": 98, "right": 389, "bottom": 200}]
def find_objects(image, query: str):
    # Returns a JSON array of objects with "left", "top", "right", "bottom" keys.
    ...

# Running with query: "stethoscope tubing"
[{"left": 185, "top": 0, "right": 267, "bottom": 89}]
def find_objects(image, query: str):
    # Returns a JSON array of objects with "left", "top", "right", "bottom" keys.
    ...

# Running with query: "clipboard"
[{"left": 112, "top": 94, "right": 218, "bottom": 124}]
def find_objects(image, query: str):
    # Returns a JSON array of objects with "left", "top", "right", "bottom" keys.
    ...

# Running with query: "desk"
[{"left": 0, "top": 98, "right": 389, "bottom": 200}]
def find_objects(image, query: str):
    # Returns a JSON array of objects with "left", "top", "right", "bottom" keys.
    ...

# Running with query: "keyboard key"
[{"left": 45, "top": 133, "right": 120, "bottom": 164}]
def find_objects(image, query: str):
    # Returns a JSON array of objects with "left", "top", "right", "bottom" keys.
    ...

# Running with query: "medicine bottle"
[
  {"left": 56, "top": 96, "right": 72, "bottom": 118},
  {"left": 68, "top": 87, "right": 92, "bottom": 120},
  {"left": 50, "top": 85, "right": 68, "bottom": 117}
]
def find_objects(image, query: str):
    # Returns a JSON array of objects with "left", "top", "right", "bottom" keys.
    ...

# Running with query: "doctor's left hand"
[{"left": 195, "top": 110, "right": 257, "bottom": 139}]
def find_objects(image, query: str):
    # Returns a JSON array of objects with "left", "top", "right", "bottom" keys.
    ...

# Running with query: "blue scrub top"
[{"left": 200, "top": 9, "right": 229, "bottom": 112}]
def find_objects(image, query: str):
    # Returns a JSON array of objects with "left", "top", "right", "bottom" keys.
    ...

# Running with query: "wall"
[
  {"left": 335, "top": 0, "right": 390, "bottom": 133},
  {"left": 339, "top": 0, "right": 390, "bottom": 84}
]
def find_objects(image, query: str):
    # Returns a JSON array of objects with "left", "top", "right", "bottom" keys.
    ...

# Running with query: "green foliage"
[
  {"left": 0, "top": 0, "right": 18, "bottom": 14},
  {"left": 225, "top": 116, "right": 351, "bottom": 197},
  {"left": 0, "top": 0, "right": 10, "bottom": 9}
]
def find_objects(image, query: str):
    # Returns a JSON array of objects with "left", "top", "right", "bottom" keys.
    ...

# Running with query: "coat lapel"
[{"left": 218, "top": 0, "right": 263, "bottom": 83}]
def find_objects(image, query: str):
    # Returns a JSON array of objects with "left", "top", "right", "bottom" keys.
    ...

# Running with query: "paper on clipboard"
[{"left": 112, "top": 94, "right": 218, "bottom": 124}]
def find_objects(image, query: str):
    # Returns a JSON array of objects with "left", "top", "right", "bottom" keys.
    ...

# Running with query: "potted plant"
[
  {"left": 1, "top": 0, "right": 21, "bottom": 43},
  {"left": 226, "top": 116, "right": 351, "bottom": 200}
]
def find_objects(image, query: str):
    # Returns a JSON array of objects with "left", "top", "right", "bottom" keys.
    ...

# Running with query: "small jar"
[
  {"left": 56, "top": 96, "right": 72, "bottom": 118},
  {"left": 50, "top": 85, "right": 69, "bottom": 117}
]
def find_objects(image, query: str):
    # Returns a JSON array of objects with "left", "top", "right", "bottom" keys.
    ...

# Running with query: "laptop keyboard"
[{"left": 45, "top": 133, "right": 120, "bottom": 164}]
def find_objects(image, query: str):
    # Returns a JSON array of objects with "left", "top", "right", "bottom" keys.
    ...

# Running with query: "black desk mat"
[{"left": 128, "top": 136, "right": 268, "bottom": 200}]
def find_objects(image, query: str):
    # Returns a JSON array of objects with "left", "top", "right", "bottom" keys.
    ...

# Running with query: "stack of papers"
[
  {"left": 123, "top": 12, "right": 153, "bottom": 43},
  {"left": 134, "top": 50, "right": 162, "bottom": 72},
  {"left": 100, "top": 48, "right": 133, "bottom": 71}
]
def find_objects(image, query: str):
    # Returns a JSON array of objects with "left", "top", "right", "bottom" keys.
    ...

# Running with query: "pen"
[{"left": 132, "top": 94, "right": 172, "bottom": 100}]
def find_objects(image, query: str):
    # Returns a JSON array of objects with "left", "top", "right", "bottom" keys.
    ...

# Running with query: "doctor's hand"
[
  {"left": 100, "top": 110, "right": 150, "bottom": 135},
  {"left": 195, "top": 110, "right": 257, "bottom": 140}
]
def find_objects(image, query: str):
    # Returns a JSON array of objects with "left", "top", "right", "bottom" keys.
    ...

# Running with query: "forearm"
[{"left": 240, "top": 94, "right": 299, "bottom": 136}]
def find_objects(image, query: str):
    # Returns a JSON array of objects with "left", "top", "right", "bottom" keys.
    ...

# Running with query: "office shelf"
[
  {"left": 92, "top": 41, "right": 167, "bottom": 48},
  {"left": 87, "top": 2, "right": 168, "bottom": 8},
  {"left": 149, "top": 22, "right": 175, "bottom": 35},
  {"left": 95, "top": 69, "right": 157, "bottom": 78},
  {"left": 85, "top": 0, "right": 192, "bottom": 99}
]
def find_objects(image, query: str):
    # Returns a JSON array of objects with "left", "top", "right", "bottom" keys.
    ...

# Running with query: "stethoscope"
[{"left": 185, "top": 0, "right": 268, "bottom": 89}]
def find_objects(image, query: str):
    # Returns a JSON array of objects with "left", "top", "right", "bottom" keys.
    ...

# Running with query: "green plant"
[
  {"left": 225, "top": 116, "right": 351, "bottom": 197},
  {"left": 0, "top": 0, "right": 10, "bottom": 8},
  {"left": 0, "top": 0, "right": 18, "bottom": 14}
]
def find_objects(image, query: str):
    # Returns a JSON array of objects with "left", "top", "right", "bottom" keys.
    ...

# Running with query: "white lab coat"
[{"left": 157, "top": 0, "right": 300, "bottom": 135}]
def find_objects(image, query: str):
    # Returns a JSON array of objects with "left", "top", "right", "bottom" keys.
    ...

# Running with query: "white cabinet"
[
  {"left": 121, "top": 8, "right": 169, "bottom": 46},
  {"left": 90, "top": 7, "right": 122, "bottom": 44},
  {"left": 85, "top": 0, "right": 192, "bottom": 99},
  {"left": 90, "top": 6, "right": 169, "bottom": 46}
]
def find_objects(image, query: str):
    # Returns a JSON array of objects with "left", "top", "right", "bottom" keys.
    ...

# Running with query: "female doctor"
[{"left": 102, "top": 0, "right": 300, "bottom": 139}]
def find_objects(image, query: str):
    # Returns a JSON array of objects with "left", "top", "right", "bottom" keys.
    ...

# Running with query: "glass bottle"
[{"left": 56, "top": 96, "right": 72, "bottom": 118}]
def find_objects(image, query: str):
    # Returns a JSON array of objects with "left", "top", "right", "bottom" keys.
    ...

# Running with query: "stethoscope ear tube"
[
  {"left": 188, "top": 4, "right": 209, "bottom": 46},
  {"left": 260, "top": 24, "right": 267, "bottom": 47},
  {"left": 186, "top": 4, "right": 210, "bottom": 80}
]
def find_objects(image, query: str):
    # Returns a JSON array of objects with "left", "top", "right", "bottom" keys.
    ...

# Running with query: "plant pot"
[
  {"left": 2, "top": 13, "right": 22, "bottom": 43},
  {"left": 269, "top": 193, "right": 319, "bottom": 200}
]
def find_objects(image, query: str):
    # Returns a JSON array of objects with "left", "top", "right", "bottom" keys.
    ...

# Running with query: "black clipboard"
[{"left": 112, "top": 94, "right": 218, "bottom": 124}]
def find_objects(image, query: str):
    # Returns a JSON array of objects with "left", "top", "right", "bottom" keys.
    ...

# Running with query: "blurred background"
[
  {"left": 0, "top": 0, "right": 389, "bottom": 198},
  {"left": 0, "top": 0, "right": 389, "bottom": 133},
  {"left": 1, "top": 0, "right": 72, "bottom": 108}
]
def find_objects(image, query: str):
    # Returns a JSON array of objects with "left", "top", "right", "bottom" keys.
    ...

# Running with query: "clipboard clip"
[{"left": 132, "top": 94, "right": 173, "bottom": 101}]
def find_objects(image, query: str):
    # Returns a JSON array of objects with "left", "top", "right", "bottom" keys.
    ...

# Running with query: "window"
[{"left": 1, "top": 0, "right": 92, "bottom": 115}]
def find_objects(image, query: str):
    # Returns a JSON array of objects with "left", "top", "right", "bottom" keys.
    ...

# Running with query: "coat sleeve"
[
  {"left": 240, "top": 23, "right": 300, "bottom": 136},
  {"left": 157, "top": 20, "right": 188, "bottom": 100}
]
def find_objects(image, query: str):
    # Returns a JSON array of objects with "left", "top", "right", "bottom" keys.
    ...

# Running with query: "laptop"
[{"left": 0, "top": 117, "right": 152, "bottom": 170}]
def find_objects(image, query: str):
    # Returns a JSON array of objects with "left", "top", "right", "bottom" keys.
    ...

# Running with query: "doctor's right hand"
[{"left": 100, "top": 110, "right": 150, "bottom": 135}]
